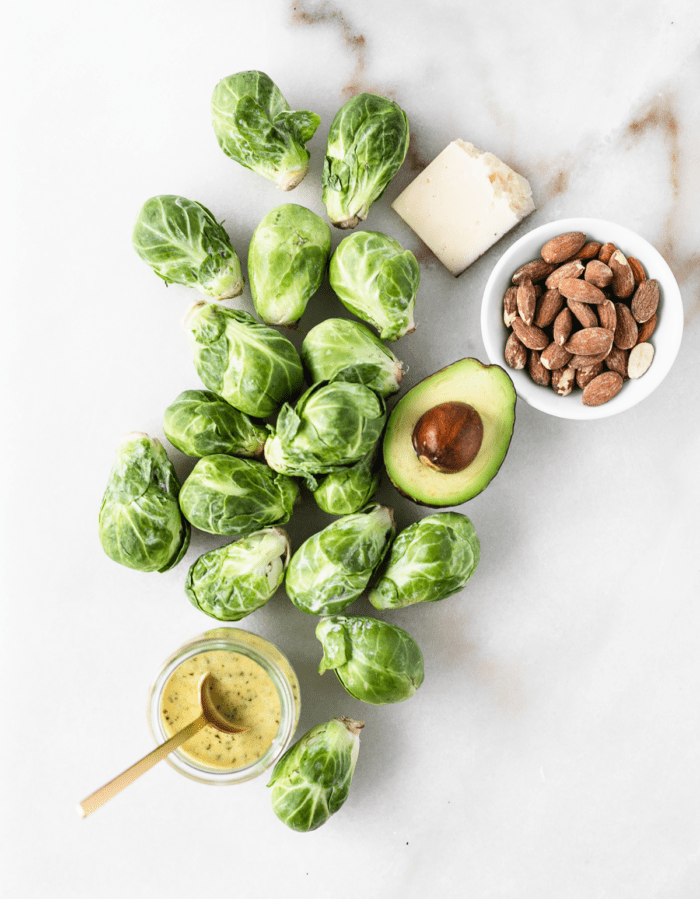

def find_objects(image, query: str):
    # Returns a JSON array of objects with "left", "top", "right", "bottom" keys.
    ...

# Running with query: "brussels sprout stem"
[{"left": 277, "top": 164, "right": 309, "bottom": 191}]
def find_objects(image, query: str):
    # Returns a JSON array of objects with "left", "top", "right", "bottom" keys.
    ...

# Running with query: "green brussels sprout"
[
  {"left": 322, "top": 93, "right": 409, "bottom": 229},
  {"left": 285, "top": 505, "right": 395, "bottom": 616},
  {"left": 268, "top": 717, "right": 364, "bottom": 832},
  {"left": 329, "top": 231, "right": 419, "bottom": 341},
  {"left": 132, "top": 195, "right": 243, "bottom": 299},
  {"left": 98, "top": 432, "right": 190, "bottom": 572},
  {"left": 183, "top": 301, "right": 304, "bottom": 419},
  {"left": 185, "top": 527, "right": 290, "bottom": 621},
  {"left": 179, "top": 454, "right": 299, "bottom": 536},
  {"left": 369, "top": 512, "right": 480, "bottom": 610},
  {"left": 301, "top": 318, "right": 406, "bottom": 398},
  {"left": 316, "top": 615, "right": 424, "bottom": 705},
  {"left": 163, "top": 389, "right": 266, "bottom": 458},
  {"left": 211, "top": 71, "right": 321, "bottom": 191},
  {"left": 312, "top": 447, "right": 381, "bottom": 515},
  {"left": 248, "top": 204, "right": 332, "bottom": 326},
  {"left": 264, "top": 380, "right": 386, "bottom": 488}
]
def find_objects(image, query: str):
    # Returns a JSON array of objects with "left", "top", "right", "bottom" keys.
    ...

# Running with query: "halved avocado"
[{"left": 383, "top": 358, "right": 516, "bottom": 506}]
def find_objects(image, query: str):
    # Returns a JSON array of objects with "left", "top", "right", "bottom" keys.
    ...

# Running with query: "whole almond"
[
  {"left": 628, "top": 256, "right": 646, "bottom": 284},
  {"left": 541, "top": 232, "right": 587, "bottom": 264},
  {"left": 576, "top": 361, "right": 605, "bottom": 386},
  {"left": 528, "top": 349, "right": 551, "bottom": 386},
  {"left": 545, "top": 259, "right": 585, "bottom": 290},
  {"left": 512, "top": 259, "right": 556, "bottom": 284},
  {"left": 598, "top": 242, "right": 616, "bottom": 264},
  {"left": 584, "top": 259, "right": 613, "bottom": 288},
  {"left": 605, "top": 345, "right": 629, "bottom": 378},
  {"left": 567, "top": 297, "right": 599, "bottom": 329},
  {"left": 558, "top": 278, "right": 607, "bottom": 304},
  {"left": 553, "top": 307, "right": 573, "bottom": 346},
  {"left": 503, "top": 286, "right": 518, "bottom": 327},
  {"left": 570, "top": 351, "right": 610, "bottom": 371},
  {"left": 628, "top": 342, "right": 655, "bottom": 378},
  {"left": 504, "top": 332, "right": 527, "bottom": 370},
  {"left": 582, "top": 371, "right": 623, "bottom": 406},
  {"left": 637, "top": 313, "right": 657, "bottom": 343},
  {"left": 516, "top": 278, "right": 536, "bottom": 326},
  {"left": 534, "top": 288, "right": 564, "bottom": 328},
  {"left": 613, "top": 302, "right": 638, "bottom": 350},
  {"left": 540, "top": 341, "right": 573, "bottom": 371},
  {"left": 564, "top": 327, "right": 614, "bottom": 356},
  {"left": 630, "top": 279, "right": 659, "bottom": 323},
  {"left": 551, "top": 364, "right": 576, "bottom": 396},
  {"left": 512, "top": 316, "right": 550, "bottom": 350},
  {"left": 597, "top": 299, "right": 617, "bottom": 331},
  {"left": 609, "top": 250, "right": 635, "bottom": 298},
  {"left": 578, "top": 241, "right": 602, "bottom": 261}
]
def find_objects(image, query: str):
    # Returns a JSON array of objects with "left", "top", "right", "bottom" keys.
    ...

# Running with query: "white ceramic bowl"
[{"left": 481, "top": 218, "right": 683, "bottom": 419}]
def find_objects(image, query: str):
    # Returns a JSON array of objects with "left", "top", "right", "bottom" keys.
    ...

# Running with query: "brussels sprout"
[
  {"left": 301, "top": 318, "right": 406, "bottom": 398},
  {"left": 132, "top": 195, "right": 243, "bottom": 299},
  {"left": 248, "top": 204, "right": 331, "bottom": 326},
  {"left": 329, "top": 231, "right": 419, "bottom": 341},
  {"left": 369, "top": 512, "right": 480, "bottom": 610},
  {"left": 268, "top": 717, "right": 364, "bottom": 832},
  {"left": 211, "top": 71, "right": 321, "bottom": 191},
  {"left": 285, "top": 505, "right": 394, "bottom": 616},
  {"left": 312, "top": 447, "right": 381, "bottom": 515},
  {"left": 183, "top": 301, "right": 304, "bottom": 419},
  {"left": 322, "top": 93, "right": 409, "bottom": 229},
  {"left": 185, "top": 527, "right": 290, "bottom": 621},
  {"left": 98, "top": 432, "right": 190, "bottom": 573},
  {"left": 163, "top": 389, "right": 266, "bottom": 458},
  {"left": 179, "top": 454, "right": 299, "bottom": 536},
  {"left": 316, "top": 615, "right": 424, "bottom": 705},
  {"left": 264, "top": 380, "right": 386, "bottom": 488}
]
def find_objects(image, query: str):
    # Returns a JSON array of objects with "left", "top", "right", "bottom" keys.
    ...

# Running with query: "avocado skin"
[{"left": 382, "top": 358, "right": 516, "bottom": 507}]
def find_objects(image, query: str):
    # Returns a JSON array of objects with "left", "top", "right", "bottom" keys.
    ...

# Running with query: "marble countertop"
[{"left": 4, "top": 1, "right": 700, "bottom": 897}]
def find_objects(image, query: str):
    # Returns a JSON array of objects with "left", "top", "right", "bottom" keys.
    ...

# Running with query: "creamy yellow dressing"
[{"left": 160, "top": 649, "right": 283, "bottom": 771}]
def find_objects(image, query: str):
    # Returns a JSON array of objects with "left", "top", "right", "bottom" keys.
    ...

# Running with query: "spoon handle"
[{"left": 78, "top": 713, "right": 208, "bottom": 818}]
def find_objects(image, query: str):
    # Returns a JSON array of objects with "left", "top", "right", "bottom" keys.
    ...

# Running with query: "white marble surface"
[{"left": 4, "top": 1, "right": 700, "bottom": 897}]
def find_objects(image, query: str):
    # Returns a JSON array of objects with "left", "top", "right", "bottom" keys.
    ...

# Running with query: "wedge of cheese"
[{"left": 391, "top": 140, "right": 535, "bottom": 277}]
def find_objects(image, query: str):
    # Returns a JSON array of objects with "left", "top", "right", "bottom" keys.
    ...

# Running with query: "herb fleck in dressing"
[{"left": 160, "top": 650, "right": 282, "bottom": 770}]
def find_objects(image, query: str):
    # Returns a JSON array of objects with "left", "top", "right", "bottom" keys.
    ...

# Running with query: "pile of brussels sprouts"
[{"left": 99, "top": 71, "right": 482, "bottom": 832}]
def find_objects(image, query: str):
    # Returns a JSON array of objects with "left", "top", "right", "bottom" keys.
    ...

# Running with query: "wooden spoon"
[{"left": 78, "top": 673, "right": 247, "bottom": 818}]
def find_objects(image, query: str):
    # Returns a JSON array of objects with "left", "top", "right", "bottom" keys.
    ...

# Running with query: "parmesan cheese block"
[{"left": 391, "top": 140, "right": 535, "bottom": 277}]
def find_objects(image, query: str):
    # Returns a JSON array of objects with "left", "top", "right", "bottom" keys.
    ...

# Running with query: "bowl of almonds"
[{"left": 480, "top": 218, "right": 683, "bottom": 419}]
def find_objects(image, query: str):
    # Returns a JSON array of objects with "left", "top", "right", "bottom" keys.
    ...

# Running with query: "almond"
[
  {"left": 528, "top": 349, "right": 551, "bottom": 386},
  {"left": 534, "top": 288, "right": 564, "bottom": 328},
  {"left": 567, "top": 297, "right": 599, "bottom": 329},
  {"left": 553, "top": 307, "right": 573, "bottom": 346},
  {"left": 541, "top": 231, "right": 587, "bottom": 264},
  {"left": 628, "top": 342, "right": 654, "bottom": 378},
  {"left": 637, "top": 313, "right": 657, "bottom": 343},
  {"left": 597, "top": 299, "right": 617, "bottom": 332},
  {"left": 503, "top": 286, "right": 518, "bottom": 327},
  {"left": 564, "top": 327, "right": 614, "bottom": 356},
  {"left": 613, "top": 302, "right": 638, "bottom": 350},
  {"left": 512, "top": 316, "right": 550, "bottom": 350},
  {"left": 516, "top": 278, "right": 536, "bottom": 326},
  {"left": 598, "top": 242, "right": 616, "bottom": 264},
  {"left": 570, "top": 351, "right": 610, "bottom": 371},
  {"left": 605, "top": 345, "right": 629, "bottom": 378},
  {"left": 582, "top": 371, "right": 623, "bottom": 406},
  {"left": 512, "top": 259, "right": 556, "bottom": 284},
  {"left": 540, "top": 341, "right": 573, "bottom": 371},
  {"left": 551, "top": 364, "right": 576, "bottom": 396},
  {"left": 558, "top": 278, "right": 607, "bottom": 304},
  {"left": 628, "top": 256, "right": 646, "bottom": 284},
  {"left": 545, "top": 259, "right": 585, "bottom": 290},
  {"left": 609, "top": 249, "right": 635, "bottom": 298},
  {"left": 630, "top": 279, "right": 659, "bottom": 323},
  {"left": 584, "top": 259, "right": 613, "bottom": 288},
  {"left": 575, "top": 361, "right": 605, "bottom": 386},
  {"left": 504, "top": 332, "right": 527, "bottom": 370},
  {"left": 578, "top": 241, "right": 602, "bottom": 261}
]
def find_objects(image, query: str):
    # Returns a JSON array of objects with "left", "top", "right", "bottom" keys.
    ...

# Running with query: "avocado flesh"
[{"left": 383, "top": 358, "right": 516, "bottom": 506}]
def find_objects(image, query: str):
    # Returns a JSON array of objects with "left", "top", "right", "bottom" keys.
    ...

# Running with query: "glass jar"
[{"left": 147, "top": 627, "right": 301, "bottom": 785}]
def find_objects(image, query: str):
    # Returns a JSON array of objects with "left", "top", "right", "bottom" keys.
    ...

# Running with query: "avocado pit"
[{"left": 411, "top": 401, "right": 484, "bottom": 474}]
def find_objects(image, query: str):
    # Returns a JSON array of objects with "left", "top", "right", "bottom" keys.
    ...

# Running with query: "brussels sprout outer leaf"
[
  {"left": 163, "top": 389, "right": 267, "bottom": 458},
  {"left": 268, "top": 718, "right": 363, "bottom": 832},
  {"left": 315, "top": 615, "right": 424, "bottom": 704},
  {"left": 312, "top": 447, "right": 381, "bottom": 515}
]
